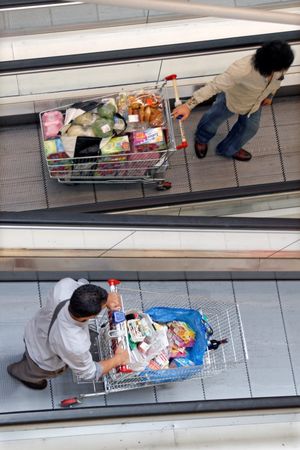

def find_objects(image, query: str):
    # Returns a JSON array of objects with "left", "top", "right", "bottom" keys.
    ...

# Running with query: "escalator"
[
  {"left": 0, "top": 6, "right": 300, "bottom": 437},
  {"left": 1, "top": 94, "right": 299, "bottom": 213}
]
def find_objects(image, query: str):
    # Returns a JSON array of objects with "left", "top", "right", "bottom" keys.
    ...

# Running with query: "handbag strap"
[{"left": 47, "top": 299, "right": 69, "bottom": 339}]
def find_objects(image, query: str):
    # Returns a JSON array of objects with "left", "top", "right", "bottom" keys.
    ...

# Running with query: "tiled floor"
[
  {"left": 1, "top": 96, "right": 299, "bottom": 212},
  {"left": 0, "top": 279, "right": 299, "bottom": 416}
]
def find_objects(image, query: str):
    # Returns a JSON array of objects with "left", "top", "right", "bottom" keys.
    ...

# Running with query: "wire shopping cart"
[
  {"left": 40, "top": 75, "right": 187, "bottom": 191},
  {"left": 60, "top": 279, "right": 248, "bottom": 407}
]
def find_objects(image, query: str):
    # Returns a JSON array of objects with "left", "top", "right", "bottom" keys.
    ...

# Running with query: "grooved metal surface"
[
  {"left": 0, "top": 96, "right": 299, "bottom": 212},
  {"left": 0, "top": 279, "right": 299, "bottom": 416}
]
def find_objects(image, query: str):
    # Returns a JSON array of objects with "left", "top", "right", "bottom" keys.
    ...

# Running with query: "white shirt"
[
  {"left": 186, "top": 55, "right": 284, "bottom": 116},
  {"left": 24, "top": 278, "right": 102, "bottom": 380}
]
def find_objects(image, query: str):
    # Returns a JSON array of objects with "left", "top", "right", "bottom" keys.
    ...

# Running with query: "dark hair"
[
  {"left": 69, "top": 284, "right": 108, "bottom": 318},
  {"left": 253, "top": 40, "right": 294, "bottom": 76}
]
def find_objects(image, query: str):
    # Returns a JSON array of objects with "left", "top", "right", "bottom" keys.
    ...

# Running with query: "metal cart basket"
[
  {"left": 60, "top": 280, "right": 247, "bottom": 407},
  {"left": 40, "top": 76, "right": 187, "bottom": 190}
]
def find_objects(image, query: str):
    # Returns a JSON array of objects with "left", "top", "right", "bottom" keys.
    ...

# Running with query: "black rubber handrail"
[
  {"left": 1, "top": 211, "right": 300, "bottom": 231},
  {"left": 0, "top": 395, "right": 299, "bottom": 425},
  {"left": 16, "top": 180, "right": 300, "bottom": 215},
  {"left": 1, "top": 31, "right": 299, "bottom": 74}
]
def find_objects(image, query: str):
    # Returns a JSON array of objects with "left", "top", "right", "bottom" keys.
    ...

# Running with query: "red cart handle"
[
  {"left": 60, "top": 397, "right": 81, "bottom": 407},
  {"left": 107, "top": 278, "right": 121, "bottom": 290},
  {"left": 165, "top": 74, "right": 177, "bottom": 81}
]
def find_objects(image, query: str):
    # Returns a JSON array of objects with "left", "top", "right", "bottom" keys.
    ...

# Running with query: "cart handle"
[
  {"left": 107, "top": 278, "right": 121, "bottom": 291},
  {"left": 107, "top": 278, "right": 132, "bottom": 373},
  {"left": 165, "top": 74, "right": 188, "bottom": 150}
]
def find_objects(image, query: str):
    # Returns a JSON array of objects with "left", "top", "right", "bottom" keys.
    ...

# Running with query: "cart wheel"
[
  {"left": 156, "top": 181, "right": 172, "bottom": 191},
  {"left": 60, "top": 397, "right": 81, "bottom": 407}
]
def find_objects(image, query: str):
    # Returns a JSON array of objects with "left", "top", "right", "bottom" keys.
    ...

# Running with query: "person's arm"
[
  {"left": 261, "top": 94, "right": 273, "bottom": 106},
  {"left": 98, "top": 346, "right": 129, "bottom": 375},
  {"left": 105, "top": 292, "right": 122, "bottom": 311},
  {"left": 172, "top": 57, "right": 250, "bottom": 120}
]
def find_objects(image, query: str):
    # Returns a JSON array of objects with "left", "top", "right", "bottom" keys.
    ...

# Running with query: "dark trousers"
[
  {"left": 195, "top": 92, "right": 262, "bottom": 157},
  {"left": 8, "top": 349, "right": 67, "bottom": 383}
]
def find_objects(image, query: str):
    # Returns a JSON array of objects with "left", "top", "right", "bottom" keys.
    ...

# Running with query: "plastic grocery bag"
[
  {"left": 141, "top": 307, "right": 209, "bottom": 383},
  {"left": 146, "top": 307, "right": 208, "bottom": 365}
]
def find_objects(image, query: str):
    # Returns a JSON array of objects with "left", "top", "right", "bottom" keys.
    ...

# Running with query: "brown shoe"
[
  {"left": 232, "top": 148, "right": 252, "bottom": 161},
  {"left": 194, "top": 141, "right": 208, "bottom": 159}
]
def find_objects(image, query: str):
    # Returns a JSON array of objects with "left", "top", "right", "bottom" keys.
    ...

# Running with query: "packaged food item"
[
  {"left": 47, "top": 151, "right": 71, "bottom": 177},
  {"left": 127, "top": 91, "right": 165, "bottom": 128},
  {"left": 42, "top": 110, "right": 63, "bottom": 124},
  {"left": 148, "top": 350, "right": 169, "bottom": 370},
  {"left": 101, "top": 136, "right": 130, "bottom": 155},
  {"left": 167, "top": 321, "right": 196, "bottom": 359},
  {"left": 131, "top": 128, "right": 167, "bottom": 152},
  {"left": 42, "top": 110, "right": 64, "bottom": 139},
  {"left": 126, "top": 151, "right": 161, "bottom": 177},
  {"left": 169, "top": 357, "right": 195, "bottom": 368},
  {"left": 116, "top": 92, "right": 128, "bottom": 119},
  {"left": 44, "top": 138, "right": 64, "bottom": 157}
]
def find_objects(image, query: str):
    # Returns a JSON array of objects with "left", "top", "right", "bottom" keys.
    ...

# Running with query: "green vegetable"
[
  {"left": 92, "top": 117, "right": 114, "bottom": 138},
  {"left": 97, "top": 102, "right": 116, "bottom": 120}
]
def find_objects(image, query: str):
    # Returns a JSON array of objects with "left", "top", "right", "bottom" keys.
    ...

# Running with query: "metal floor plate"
[
  {"left": 0, "top": 279, "right": 299, "bottom": 415},
  {"left": 1, "top": 96, "right": 299, "bottom": 212}
]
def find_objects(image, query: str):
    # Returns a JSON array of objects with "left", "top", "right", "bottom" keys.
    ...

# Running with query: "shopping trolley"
[
  {"left": 40, "top": 75, "right": 187, "bottom": 191},
  {"left": 60, "top": 279, "right": 248, "bottom": 407}
]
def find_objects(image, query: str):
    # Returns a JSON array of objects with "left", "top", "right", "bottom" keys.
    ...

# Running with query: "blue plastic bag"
[{"left": 141, "top": 306, "right": 209, "bottom": 383}]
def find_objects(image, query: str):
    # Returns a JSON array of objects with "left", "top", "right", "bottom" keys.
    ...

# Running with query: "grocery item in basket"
[
  {"left": 47, "top": 151, "right": 71, "bottom": 177},
  {"left": 42, "top": 110, "right": 64, "bottom": 139},
  {"left": 116, "top": 92, "right": 128, "bottom": 119},
  {"left": 74, "top": 136, "right": 101, "bottom": 159},
  {"left": 169, "top": 357, "right": 195, "bottom": 368},
  {"left": 127, "top": 151, "right": 161, "bottom": 177},
  {"left": 66, "top": 124, "right": 96, "bottom": 137},
  {"left": 95, "top": 153, "right": 128, "bottom": 177},
  {"left": 92, "top": 117, "right": 114, "bottom": 138},
  {"left": 44, "top": 138, "right": 64, "bottom": 157},
  {"left": 146, "top": 307, "right": 208, "bottom": 367},
  {"left": 131, "top": 127, "right": 167, "bottom": 152},
  {"left": 148, "top": 350, "right": 169, "bottom": 370},
  {"left": 97, "top": 101, "right": 117, "bottom": 120},
  {"left": 167, "top": 320, "right": 196, "bottom": 359},
  {"left": 127, "top": 91, "right": 165, "bottom": 127},
  {"left": 64, "top": 100, "right": 99, "bottom": 126},
  {"left": 71, "top": 137, "right": 100, "bottom": 177},
  {"left": 60, "top": 136, "right": 77, "bottom": 158},
  {"left": 73, "top": 112, "right": 98, "bottom": 127},
  {"left": 101, "top": 136, "right": 130, "bottom": 155}
]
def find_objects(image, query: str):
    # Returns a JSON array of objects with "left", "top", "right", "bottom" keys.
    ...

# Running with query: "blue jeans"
[{"left": 195, "top": 92, "right": 262, "bottom": 157}]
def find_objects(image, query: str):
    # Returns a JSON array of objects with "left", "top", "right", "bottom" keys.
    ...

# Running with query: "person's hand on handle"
[
  {"left": 261, "top": 97, "right": 273, "bottom": 106},
  {"left": 106, "top": 292, "right": 121, "bottom": 311},
  {"left": 99, "top": 346, "right": 130, "bottom": 375},
  {"left": 172, "top": 103, "right": 191, "bottom": 121},
  {"left": 114, "top": 345, "right": 130, "bottom": 366}
]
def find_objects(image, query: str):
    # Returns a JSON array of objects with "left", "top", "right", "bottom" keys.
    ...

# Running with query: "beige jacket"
[{"left": 186, "top": 55, "right": 284, "bottom": 116}]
